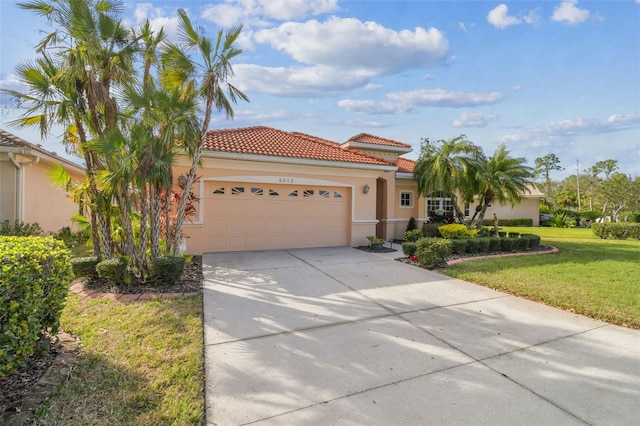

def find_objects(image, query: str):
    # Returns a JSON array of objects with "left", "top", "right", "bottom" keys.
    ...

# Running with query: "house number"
[{"left": 278, "top": 178, "right": 294, "bottom": 183}]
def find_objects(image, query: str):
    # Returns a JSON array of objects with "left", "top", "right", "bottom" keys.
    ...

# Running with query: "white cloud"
[
  {"left": 487, "top": 4, "right": 521, "bottom": 29},
  {"left": 201, "top": 0, "right": 340, "bottom": 27},
  {"left": 232, "top": 64, "right": 370, "bottom": 96},
  {"left": 523, "top": 10, "right": 542, "bottom": 26},
  {"left": 387, "top": 89, "right": 504, "bottom": 108},
  {"left": 551, "top": 0, "right": 591, "bottom": 25},
  {"left": 133, "top": 3, "right": 182, "bottom": 38},
  {"left": 337, "top": 99, "right": 410, "bottom": 115},
  {"left": 458, "top": 22, "right": 468, "bottom": 32},
  {"left": 452, "top": 112, "right": 498, "bottom": 128},
  {"left": 253, "top": 17, "right": 449, "bottom": 74}
]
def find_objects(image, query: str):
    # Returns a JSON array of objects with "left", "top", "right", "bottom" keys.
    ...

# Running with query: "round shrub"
[
  {"left": 151, "top": 256, "right": 186, "bottom": 285},
  {"left": 402, "top": 241, "right": 418, "bottom": 256},
  {"left": 97, "top": 256, "right": 129, "bottom": 286},
  {"left": 500, "top": 237, "right": 515, "bottom": 252},
  {"left": 416, "top": 237, "right": 452, "bottom": 269},
  {"left": 70, "top": 256, "right": 99, "bottom": 279},
  {"left": 465, "top": 239, "right": 480, "bottom": 254},
  {"left": 521, "top": 234, "right": 541, "bottom": 248},
  {"left": 517, "top": 237, "right": 530, "bottom": 250},
  {"left": 438, "top": 224, "right": 478, "bottom": 239},
  {"left": 489, "top": 237, "right": 502, "bottom": 252},
  {"left": 422, "top": 223, "right": 441, "bottom": 238},
  {"left": 476, "top": 238, "right": 490, "bottom": 253},
  {"left": 451, "top": 239, "right": 468, "bottom": 255},
  {"left": 403, "top": 229, "right": 423, "bottom": 242}
]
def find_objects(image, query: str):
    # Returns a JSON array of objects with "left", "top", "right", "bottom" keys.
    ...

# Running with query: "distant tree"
[
  {"left": 534, "top": 154, "right": 563, "bottom": 206},
  {"left": 597, "top": 172, "right": 636, "bottom": 221},
  {"left": 588, "top": 159, "right": 619, "bottom": 180}
]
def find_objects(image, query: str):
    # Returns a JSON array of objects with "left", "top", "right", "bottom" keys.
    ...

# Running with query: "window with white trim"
[
  {"left": 400, "top": 191, "right": 413, "bottom": 208},
  {"left": 426, "top": 192, "right": 455, "bottom": 213}
]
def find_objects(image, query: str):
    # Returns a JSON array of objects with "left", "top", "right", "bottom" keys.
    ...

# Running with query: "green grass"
[
  {"left": 32, "top": 294, "right": 204, "bottom": 425},
  {"left": 441, "top": 226, "right": 640, "bottom": 329}
]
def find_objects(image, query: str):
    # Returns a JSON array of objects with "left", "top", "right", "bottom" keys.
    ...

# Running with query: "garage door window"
[
  {"left": 334, "top": 191, "right": 343, "bottom": 198},
  {"left": 251, "top": 187, "right": 263, "bottom": 196},
  {"left": 213, "top": 187, "right": 225, "bottom": 195},
  {"left": 289, "top": 190, "right": 298, "bottom": 197},
  {"left": 303, "top": 189, "right": 314, "bottom": 197},
  {"left": 232, "top": 186, "right": 244, "bottom": 195},
  {"left": 269, "top": 189, "right": 279, "bottom": 196}
]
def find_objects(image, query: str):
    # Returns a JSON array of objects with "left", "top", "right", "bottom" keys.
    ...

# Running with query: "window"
[
  {"left": 464, "top": 202, "right": 470, "bottom": 217},
  {"left": 269, "top": 189, "right": 279, "bottom": 196},
  {"left": 303, "top": 189, "right": 314, "bottom": 197},
  {"left": 319, "top": 190, "right": 330, "bottom": 198},
  {"left": 333, "top": 191, "right": 343, "bottom": 198},
  {"left": 400, "top": 191, "right": 413, "bottom": 208},
  {"left": 231, "top": 187, "right": 245, "bottom": 195},
  {"left": 288, "top": 190, "right": 298, "bottom": 197},
  {"left": 213, "top": 187, "right": 225, "bottom": 195},
  {"left": 251, "top": 187, "right": 263, "bottom": 196},
  {"left": 426, "top": 192, "right": 455, "bottom": 213}
]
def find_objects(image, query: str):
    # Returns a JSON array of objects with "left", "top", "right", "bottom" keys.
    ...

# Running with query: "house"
[
  {"left": 175, "top": 126, "right": 543, "bottom": 254},
  {"left": 0, "top": 129, "right": 84, "bottom": 233}
]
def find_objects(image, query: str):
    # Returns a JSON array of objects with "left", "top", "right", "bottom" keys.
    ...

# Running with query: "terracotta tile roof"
[
  {"left": 395, "top": 157, "right": 416, "bottom": 173},
  {"left": 203, "top": 126, "right": 392, "bottom": 167},
  {"left": 0, "top": 128, "right": 84, "bottom": 170},
  {"left": 345, "top": 133, "right": 412, "bottom": 149}
]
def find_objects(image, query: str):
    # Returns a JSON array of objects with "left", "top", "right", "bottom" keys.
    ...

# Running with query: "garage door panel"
[{"left": 204, "top": 182, "right": 349, "bottom": 252}]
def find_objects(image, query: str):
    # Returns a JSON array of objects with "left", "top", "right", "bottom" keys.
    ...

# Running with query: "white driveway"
[{"left": 202, "top": 247, "right": 640, "bottom": 425}]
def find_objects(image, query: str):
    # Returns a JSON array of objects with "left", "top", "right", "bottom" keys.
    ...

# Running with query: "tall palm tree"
[
  {"left": 413, "top": 135, "right": 481, "bottom": 222},
  {"left": 160, "top": 9, "right": 249, "bottom": 255},
  {"left": 467, "top": 144, "right": 534, "bottom": 229}
]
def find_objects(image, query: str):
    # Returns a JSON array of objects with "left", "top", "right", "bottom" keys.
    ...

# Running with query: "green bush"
[
  {"left": 416, "top": 237, "right": 452, "bottom": 269},
  {"left": 96, "top": 257, "right": 129, "bottom": 286},
  {"left": 0, "top": 236, "right": 72, "bottom": 376},
  {"left": 478, "top": 227, "right": 494, "bottom": 237},
  {"left": 422, "top": 223, "right": 441, "bottom": 238},
  {"left": 401, "top": 241, "right": 418, "bottom": 256},
  {"left": 521, "top": 234, "right": 541, "bottom": 248},
  {"left": 465, "top": 239, "right": 480, "bottom": 254},
  {"left": 403, "top": 229, "right": 424, "bottom": 242},
  {"left": 70, "top": 256, "right": 99, "bottom": 279},
  {"left": 151, "top": 256, "right": 186, "bottom": 285},
  {"left": 489, "top": 237, "right": 502, "bottom": 252},
  {"left": 450, "top": 239, "right": 468, "bottom": 255},
  {"left": 476, "top": 238, "right": 490, "bottom": 253},
  {"left": 498, "top": 231, "right": 507, "bottom": 238},
  {"left": 517, "top": 237, "right": 530, "bottom": 250},
  {"left": 592, "top": 223, "right": 640, "bottom": 240},
  {"left": 500, "top": 237, "right": 515, "bottom": 251},
  {"left": 0, "top": 220, "right": 44, "bottom": 236},
  {"left": 508, "top": 232, "right": 520, "bottom": 238},
  {"left": 406, "top": 217, "right": 417, "bottom": 232},
  {"left": 481, "top": 218, "right": 533, "bottom": 227},
  {"left": 438, "top": 224, "right": 477, "bottom": 239}
]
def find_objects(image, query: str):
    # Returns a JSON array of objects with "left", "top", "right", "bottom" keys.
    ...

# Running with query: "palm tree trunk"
[{"left": 150, "top": 184, "right": 161, "bottom": 260}]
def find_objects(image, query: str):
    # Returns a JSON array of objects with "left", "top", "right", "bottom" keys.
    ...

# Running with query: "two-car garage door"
[{"left": 203, "top": 181, "right": 350, "bottom": 252}]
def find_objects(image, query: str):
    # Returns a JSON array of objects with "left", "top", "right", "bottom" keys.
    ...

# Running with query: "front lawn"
[
  {"left": 32, "top": 293, "right": 204, "bottom": 425},
  {"left": 441, "top": 226, "right": 640, "bottom": 329}
]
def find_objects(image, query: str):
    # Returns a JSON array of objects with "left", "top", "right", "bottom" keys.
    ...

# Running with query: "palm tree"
[
  {"left": 467, "top": 144, "right": 534, "bottom": 229},
  {"left": 413, "top": 135, "right": 481, "bottom": 222},
  {"left": 160, "top": 9, "right": 249, "bottom": 255}
]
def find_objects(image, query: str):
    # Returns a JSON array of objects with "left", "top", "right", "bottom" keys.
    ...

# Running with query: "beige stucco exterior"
[{"left": 1, "top": 130, "right": 85, "bottom": 233}]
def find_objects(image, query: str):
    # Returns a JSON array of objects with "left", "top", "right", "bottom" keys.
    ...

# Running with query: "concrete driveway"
[{"left": 202, "top": 247, "right": 639, "bottom": 425}]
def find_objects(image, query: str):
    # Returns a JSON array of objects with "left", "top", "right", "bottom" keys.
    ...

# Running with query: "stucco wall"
[
  {"left": 0, "top": 157, "right": 17, "bottom": 224},
  {"left": 23, "top": 161, "right": 81, "bottom": 232}
]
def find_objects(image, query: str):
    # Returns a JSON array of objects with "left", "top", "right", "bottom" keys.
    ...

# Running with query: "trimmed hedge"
[
  {"left": 489, "top": 237, "right": 502, "bottom": 252},
  {"left": 70, "top": 256, "right": 99, "bottom": 279},
  {"left": 476, "top": 238, "right": 491, "bottom": 253},
  {"left": 466, "top": 239, "right": 480, "bottom": 254},
  {"left": 592, "top": 223, "right": 640, "bottom": 240},
  {"left": 416, "top": 237, "right": 452, "bottom": 269},
  {"left": 403, "top": 229, "right": 424, "bottom": 242},
  {"left": 521, "top": 234, "right": 541, "bottom": 248},
  {"left": 422, "top": 223, "right": 442, "bottom": 238},
  {"left": 0, "top": 236, "right": 72, "bottom": 376},
  {"left": 500, "top": 237, "right": 515, "bottom": 251},
  {"left": 402, "top": 241, "right": 418, "bottom": 256},
  {"left": 451, "top": 239, "right": 468, "bottom": 255},
  {"left": 151, "top": 256, "right": 186, "bottom": 285},
  {"left": 482, "top": 218, "right": 533, "bottom": 227},
  {"left": 97, "top": 257, "right": 129, "bottom": 286}
]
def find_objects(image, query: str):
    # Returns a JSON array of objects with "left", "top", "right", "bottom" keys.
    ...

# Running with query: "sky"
[{"left": 1, "top": 0, "right": 639, "bottom": 180}]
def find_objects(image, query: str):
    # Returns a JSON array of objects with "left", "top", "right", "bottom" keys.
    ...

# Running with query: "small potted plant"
[{"left": 367, "top": 235, "right": 384, "bottom": 251}]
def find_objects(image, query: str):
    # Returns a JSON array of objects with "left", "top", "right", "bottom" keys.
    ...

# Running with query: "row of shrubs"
[
  {"left": 1, "top": 220, "right": 87, "bottom": 248},
  {"left": 70, "top": 255, "right": 186, "bottom": 286},
  {"left": 592, "top": 223, "right": 640, "bottom": 240},
  {"left": 0, "top": 236, "right": 72, "bottom": 376}
]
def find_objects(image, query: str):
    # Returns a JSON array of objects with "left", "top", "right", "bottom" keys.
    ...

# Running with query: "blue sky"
[{"left": 1, "top": 0, "right": 639, "bottom": 179}]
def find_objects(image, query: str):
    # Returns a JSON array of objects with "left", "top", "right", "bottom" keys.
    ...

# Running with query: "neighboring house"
[
  {"left": 175, "top": 126, "right": 543, "bottom": 254},
  {"left": 0, "top": 129, "right": 84, "bottom": 233}
]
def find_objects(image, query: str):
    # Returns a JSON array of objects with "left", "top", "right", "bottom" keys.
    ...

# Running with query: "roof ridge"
[{"left": 346, "top": 132, "right": 412, "bottom": 148}]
